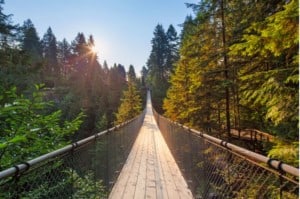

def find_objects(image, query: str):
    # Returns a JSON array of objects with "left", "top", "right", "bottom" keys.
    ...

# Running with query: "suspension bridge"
[{"left": 0, "top": 92, "right": 298, "bottom": 198}]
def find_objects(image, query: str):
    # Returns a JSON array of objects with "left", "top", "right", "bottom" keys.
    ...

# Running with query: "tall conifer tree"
[
  {"left": 115, "top": 66, "right": 142, "bottom": 124},
  {"left": 57, "top": 38, "right": 72, "bottom": 79},
  {"left": 20, "top": 19, "right": 43, "bottom": 65},
  {"left": 42, "top": 27, "right": 58, "bottom": 86},
  {"left": 147, "top": 24, "right": 178, "bottom": 112}
]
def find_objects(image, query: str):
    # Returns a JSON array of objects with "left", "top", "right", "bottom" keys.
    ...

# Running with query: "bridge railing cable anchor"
[
  {"left": 267, "top": 158, "right": 285, "bottom": 173},
  {"left": 277, "top": 161, "right": 286, "bottom": 174},
  {"left": 71, "top": 142, "right": 79, "bottom": 151},
  {"left": 12, "top": 165, "right": 20, "bottom": 181},
  {"left": 199, "top": 131, "right": 204, "bottom": 137},
  {"left": 21, "top": 162, "right": 30, "bottom": 173},
  {"left": 220, "top": 140, "right": 231, "bottom": 150},
  {"left": 12, "top": 162, "right": 30, "bottom": 181}
]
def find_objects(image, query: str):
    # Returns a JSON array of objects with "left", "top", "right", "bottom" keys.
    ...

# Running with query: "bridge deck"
[{"left": 109, "top": 93, "right": 193, "bottom": 199}]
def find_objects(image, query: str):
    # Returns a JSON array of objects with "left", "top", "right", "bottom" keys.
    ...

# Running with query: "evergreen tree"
[
  {"left": 0, "top": 1, "right": 142, "bottom": 169},
  {"left": 146, "top": 24, "right": 177, "bottom": 112},
  {"left": 57, "top": 38, "right": 72, "bottom": 79},
  {"left": 147, "top": 24, "right": 168, "bottom": 81},
  {"left": 164, "top": 59, "right": 193, "bottom": 125},
  {"left": 101, "top": 60, "right": 109, "bottom": 87},
  {"left": 107, "top": 64, "right": 127, "bottom": 121},
  {"left": 229, "top": 0, "right": 299, "bottom": 139},
  {"left": 164, "top": 0, "right": 294, "bottom": 137},
  {"left": 66, "top": 33, "right": 107, "bottom": 138},
  {"left": 128, "top": 64, "right": 136, "bottom": 83},
  {"left": 87, "top": 34, "right": 98, "bottom": 61},
  {"left": 0, "top": 0, "right": 16, "bottom": 38},
  {"left": 115, "top": 82, "right": 142, "bottom": 124},
  {"left": 5, "top": 19, "right": 43, "bottom": 91},
  {"left": 102, "top": 60, "right": 109, "bottom": 74},
  {"left": 117, "top": 63, "right": 126, "bottom": 81},
  {"left": 0, "top": 0, "right": 15, "bottom": 48},
  {"left": 71, "top": 32, "right": 89, "bottom": 71},
  {"left": 41, "top": 27, "right": 58, "bottom": 86},
  {"left": 20, "top": 19, "right": 43, "bottom": 65},
  {"left": 165, "top": 0, "right": 298, "bottom": 162},
  {"left": 141, "top": 66, "right": 148, "bottom": 87},
  {"left": 165, "top": 4, "right": 222, "bottom": 132},
  {"left": 0, "top": 1, "right": 21, "bottom": 90},
  {"left": 166, "top": 24, "right": 179, "bottom": 75}
]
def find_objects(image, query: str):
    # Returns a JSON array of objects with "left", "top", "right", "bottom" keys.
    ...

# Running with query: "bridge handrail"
[
  {"left": 230, "top": 128, "right": 274, "bottom": 142},
  {"left": 154, "top": 112, "right": 299, "bottom": 178},
  {"left": 0, "top": 111, "right": 145, "bottom": 180}
]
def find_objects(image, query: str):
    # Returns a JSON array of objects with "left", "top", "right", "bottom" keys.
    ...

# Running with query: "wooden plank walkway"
[{"left": 109, "top": 93, "right": 193, "bottom": 199}]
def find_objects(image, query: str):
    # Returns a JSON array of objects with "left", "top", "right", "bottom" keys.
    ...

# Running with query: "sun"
[{"left": 90, "top": 45, "right": 98, "bottom": 54}]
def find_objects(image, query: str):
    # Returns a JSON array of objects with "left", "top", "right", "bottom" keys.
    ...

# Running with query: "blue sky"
[{"left": 4, "top": 0, "right": 196, "bottom": 74}]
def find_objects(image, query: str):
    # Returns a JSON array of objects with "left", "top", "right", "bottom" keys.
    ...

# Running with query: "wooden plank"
[
  {"left": 108, "top": 124, "right": 146, "bottom": 198},
  {"left": 109, "top": 94, "right": 193, "bottom": 199},
  {"left": 121, "top": 125, "right": 147, "bottom": 199},
  {"left": 133, "top": 126, "right": 149, "bottom": 198},
  {"left": 145, "top": 130, "right": 158, "bottom": 199}
]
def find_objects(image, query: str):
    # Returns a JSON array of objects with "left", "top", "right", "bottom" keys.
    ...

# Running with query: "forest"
[
  {"left": 0, "top": 0, "right": 298, "bottom": 172},
  {"left": 0, "top": 1, "right": 145, "bottom": 170},
  {"left": 146, "top": 0, "right": 298, "bottom": 166}
]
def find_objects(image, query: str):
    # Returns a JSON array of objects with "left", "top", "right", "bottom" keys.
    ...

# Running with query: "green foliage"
[
  {"left": 20, "top": 19, "right": 43, "bottom": 65},
  {"left": 268, "top": 140, "right": 299, "bottom": 167},
  {"left": 164, "top": 0, "right": 298, "bottom": 149},
  {"left": 230, "top": 0, "right": 298, "bottom": 58},
  {"left": 96, "top": 114, "right": 108, "bottom": 132},
  {"left": 0, "top": 1, "right": 15, "bottom": 38},
  {"left": 0, "top": 167, "right": 108, "bottom": 198},
  {"left": 0, "top": 1, "right": 133, "bottom": 176},
  {"left": 164, "top": 59, "right": 195, "bottom": 125},
  {"left": 128, "top": 64, "right": 137, "bottom": 83},
  {"left": 164, "top": 6, "right": 226, "bottom": 131},
  {"left": 41, "top": 27, "right": 59, "bottom": 87},
  {"left": 229, "top": 0, "right": 298, "bottom": 140},
  {"left": 239, "top": 69, "right": 298, "bottom": 126},
  {"left": 0, "top": 85, "right": 83, "bottom": 169},
  {"left": 71, "top": 170, "right": 107, "bottom": 199},
  {"left": 146, "top": 24, "right": 179, "bottom": 112},
  {"left": 115, "top": 83, "right": 142, "bottom": 124}
]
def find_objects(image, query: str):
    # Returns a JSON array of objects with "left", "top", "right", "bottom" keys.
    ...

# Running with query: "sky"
[{"left": 4, "top": 0, "right": 196, "bottom": 75}]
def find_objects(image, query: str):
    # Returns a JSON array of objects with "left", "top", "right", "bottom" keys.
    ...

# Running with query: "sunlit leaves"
[
  {"left": 268, "top": 140, "right": 299, "bottom": 166},
  {"left": 0, "top": 86, "right": 84, "bottom": 169},
  {"left": 115, "top": 83, "right": 142, "bottom": 124},
  {"left": 230, "top": 0, "right": 298, "bottom": 58},
  {"left": 165, "top": 0, "right": 298, "bottom": 153},
  {"left": 260, "top": 0, "right": 298, "bottom": 56},
  {"left": 240, "top": 67, "right": 298, "bottom": 125},
  {"left": 230, "top": 0, "right": 298, "bottom": 137}
]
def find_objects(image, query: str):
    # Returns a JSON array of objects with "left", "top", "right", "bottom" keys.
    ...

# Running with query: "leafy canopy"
[{"left": 0, "top": 85, "right": 84, "bottom": 169}]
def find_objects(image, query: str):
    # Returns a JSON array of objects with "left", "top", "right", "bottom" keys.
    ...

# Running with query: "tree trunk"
[{"left": 220, "top": 0, "right": 231, "bottom": 138}]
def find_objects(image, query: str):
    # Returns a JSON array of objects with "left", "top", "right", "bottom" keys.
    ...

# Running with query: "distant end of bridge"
[{"left": 109, "top": 92, "right": 193, "bottom": 199}]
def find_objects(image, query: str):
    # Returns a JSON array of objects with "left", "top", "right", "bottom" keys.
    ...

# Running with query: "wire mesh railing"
[
  {"left": 0, "top": 110, "right": 145, "bottom": 199},
  {"left": 153, "top": 110, "right": 299, "bottom": 199}
]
